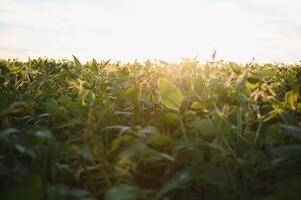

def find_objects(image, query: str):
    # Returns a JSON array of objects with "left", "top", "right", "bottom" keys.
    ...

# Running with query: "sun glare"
[{"left": 0, "top": 0, "right": 300, "bottom": 63}]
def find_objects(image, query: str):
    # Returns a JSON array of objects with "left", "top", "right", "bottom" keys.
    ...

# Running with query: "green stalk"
[{"left": 179, "top": 112, "right": 188, "bottom": 139}]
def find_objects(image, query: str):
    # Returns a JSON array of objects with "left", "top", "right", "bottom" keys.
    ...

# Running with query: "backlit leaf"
[
  {"left": 72, "top": 55, "right": 82, "bottom": 68},
  {"left": 193, "top": 117, "right": 215, "bottom": 135},
  {"left": 158, "top": 78, "right": 183, "bottom": 111}
]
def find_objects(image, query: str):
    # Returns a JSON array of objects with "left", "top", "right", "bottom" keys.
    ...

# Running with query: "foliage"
[{"left": 0, "top": 57, "right": 301, "bottom": 199}]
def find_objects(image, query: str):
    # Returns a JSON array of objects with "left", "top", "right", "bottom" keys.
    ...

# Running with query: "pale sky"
[{"left": 0, "top": 0, "right": 300, "bottom": 63}]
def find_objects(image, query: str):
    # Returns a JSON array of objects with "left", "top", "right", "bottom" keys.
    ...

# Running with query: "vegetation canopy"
[{"left": 0, "top": 57, "right": 301, "bottom": 200}]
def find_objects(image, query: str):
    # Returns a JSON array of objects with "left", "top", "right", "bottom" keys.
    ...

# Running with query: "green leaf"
[
  {"left": 245, "top": 80, "right": 259, "bottom": 90},
  {"left": 271, "top": 145, "right": 301, "bottom": 158},
  {"left": 103, "top": 125, "right": 132, "bottom": 134},
  {"left": 148, "top": 133, "right": 171, "bottom": 147},
  {"left": 47, "top": 184, "right": 92, "bottom": 200},
  {"left": 236, "top": 72, "right": 248, "bottom": 92},
  {"left": 34, "top": 130, "right": 54, "bottom": 140},
  {"left": 162, "top": 113, "right": 179, "bottom": 125},
  {"left": 0, "top": 128, "right": 19, "bottom": 139},
  {"left": 246, "top": 73, "right": 261, "bottom": 89},
  {"left": 158, "top": 78, "right": 183, "bottom": 111},
  {"left": 138, "top": 126, "right": 160, "bottom": 136},
  {"left": 285, "top": 86, "right": 299, "bottom": 110},
  {"left": 190, "top": 101, "right": 202, "bottom": 110},
  {"left": 119, "top": 140, "right": 173, "bottom": 162},
  {"left": 279, "top": 124, "right": 301, "bottom": 139},
  {"left": 201, "top": 167, "right": 226, "bottom": 187},
  {"left": 77, "top": 145, "right": 94, "bottom": 161},
  {"left": 15, "top": 144, "right": 36, "bottom": 158},
  {"left": 211, "top": 114, "right": 233, "bottom": 134},
  {"left": 243, "top": 149, "right": 267, "bottom": 162},
  {"left": 105, "top": 184, "right": 143, "bottom": 200},
  {"left": 153, "top": 113, "right": 179, "bottom": 126},
  {"left": 4, "top": 179, "right": 43, "bottom": 200},
  {"left": 124, "top": 87, "right": 139, "bottom": 104},
  {"left": 157, "top": 165, "right": 199, "bottom": 198},
  {"left": 174, "top": 138, "right": 201, "bottom": 151},
  {"left": 229, "top": 62, "right": 241, "bottom": 74},
  {"left": 258, "top": 180, "right": 301, "bottom": 200},
  {"left": 183, "top": 110, "right": 196, "bottom": 121},
  {"left": 265, "top": 124, "right": 283, "bottom": 145},
  {"left": 69, "top": 189, "right": 90, "bottom": 198},
  {"left": 44, "top": 99, "right": 60, "bottom": 115},
  {"left": 111, "top": 135, "right": 135, "bottom": 152},
  {"left": 72, "top": 55, "right": 82, "bottom": 68},
  {"left": 236, "top": 72, "right": 262, "bottom": 91},
  {"left": 91, "top": 58, "right": 98, "bottom": 73},
  {"left": 119, "top": 141, "right": 158, "bottom": 161},
  {"left": 47, "top": 184, "right": 70, "bottom": 200},
  {"left": 193, "top": 117, "right": 215, "bottom": 135},
  {"left": 193, "top": 78, "right": 205, "bottom": 95},
  {"left": 58, "top": 95, "right": 72, "bottom": 107},
  {"left": 8, "top": 66, "right": 21, "bottom": 74}
]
